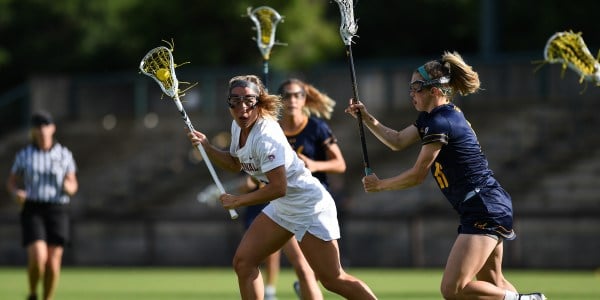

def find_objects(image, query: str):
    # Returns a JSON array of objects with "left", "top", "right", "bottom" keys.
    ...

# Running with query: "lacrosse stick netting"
[
  {"left": 139, "top": 42, "right": 239, "bottom": 219},
  {"left": 538, "top": 30, "right": 600, "bottom": 89},
  {"left": 247, "top": 6, "right": 284, "bottom": 60},
  {"left": 334, "top": 0, "right": 358, "bottom": 46},
  {"left": 334, "top": 0, "right": 372, "bottom": 175},
  {"left": 247, "top": 6, "right": 285, "bottom": 89}
]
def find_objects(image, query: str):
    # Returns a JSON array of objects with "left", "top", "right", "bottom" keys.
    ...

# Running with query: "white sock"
[
  {"left": 504, "top": 290, "right": 519, "bottom": 300},
  {"left": 265, "top": 285, "right": 276, "bottom": 296}
]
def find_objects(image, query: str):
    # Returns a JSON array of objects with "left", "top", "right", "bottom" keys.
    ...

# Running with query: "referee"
[{"left": 6, "top": 111, "right": 78, "bottom": 300}]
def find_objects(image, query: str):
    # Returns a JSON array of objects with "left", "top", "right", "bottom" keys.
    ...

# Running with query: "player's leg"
[
  {"left": 22, "top": 204, "right": 47, "bottom": 299},
  {"left": 476, "top": 239, "right": 517, "bottom": 292},
  {"left": 43, "top": 245, "right": 64, "bottom": 300},
  {"left": 282, "top": 238, "right": 323, "bottom": 300},
  {"left": 27, "top": 241, "right": 47, "bottom": 298},
  {"left": 42, "top": 203, "right": 69, "bottom": 300},
  {"left": 263, "top": 250, "right": 281, "bottom": 300},
  {"left": 441, "top": 234, "right": 506, "bottom": 299},
  {"left": 242, "top": 200, "right": 274, "bottom": 298},
  {"left": 233, "top": 212, "right": 292, "bottom": 299},
  {"left": 476, "top": 240, "right": 546, "bottom": 300},
  {"left": 299, "top": 234, "right": 376, "bottom": 300}
]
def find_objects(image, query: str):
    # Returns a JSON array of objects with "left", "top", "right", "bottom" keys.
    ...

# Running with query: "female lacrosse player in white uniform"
[
  {"left": 188, "top": 74, "right": 376, "bottom": 300},
  {"left": 346, "top": 52, "right": 545, "bottom": 300}
]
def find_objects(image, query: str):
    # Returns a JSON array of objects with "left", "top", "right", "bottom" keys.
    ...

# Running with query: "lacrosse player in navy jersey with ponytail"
[{"left": 346, "top": 52, "right": 546, "bottom": 300}]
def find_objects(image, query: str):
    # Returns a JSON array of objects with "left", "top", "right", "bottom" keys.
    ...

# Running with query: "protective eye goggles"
[
  {"left": 408, "top": 77, "right": 450, "bottom": 93},
  {"left": 282, "top": 91, "right": 305, "bottom": 100},
  {"left": 408, "top": 80, "right": 431, "bottom": 93},
  {"left": 227, "top": 94, "right": 258, "bottom": 108}
]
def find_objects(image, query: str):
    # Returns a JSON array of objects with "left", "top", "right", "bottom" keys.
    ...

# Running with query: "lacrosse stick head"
[
  {"left": 247, "top": 6, "right": 283, "bottom": 60},
  {"left": 334, "top": 0, "right": 358, "bottom": 46},
  {"left": 543, "top": 30, "right": 600, "bottom": 85},
  {"left": 139, "top": 45, "right": 179, "bottom": 98}
]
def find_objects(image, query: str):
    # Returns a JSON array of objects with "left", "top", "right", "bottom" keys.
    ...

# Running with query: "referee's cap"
[{"left": 31, "top": 111, "right": 54, "bottom": 127}]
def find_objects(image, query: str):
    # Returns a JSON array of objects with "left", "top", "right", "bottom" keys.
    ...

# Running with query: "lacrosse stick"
[
  {"left": 334, "top": 0, "right": 372, "bottom": 175},
  {"left": 139, "top": 40, "right": 238, "bottom": 219},
  {"left": 247, "top": 6, "right": 285, "bottom": 90},
  {"left": 535, "top": 30, "right": 600, "bottom": 92}
]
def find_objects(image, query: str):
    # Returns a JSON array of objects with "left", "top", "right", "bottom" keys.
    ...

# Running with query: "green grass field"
[{"left": 1, "top": 267, "right": 599, "bottom": 299}]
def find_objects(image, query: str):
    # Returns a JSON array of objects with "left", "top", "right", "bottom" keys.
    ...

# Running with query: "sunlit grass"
[{"left": 0, "top": 267, "right": 598, "bottom": 299}]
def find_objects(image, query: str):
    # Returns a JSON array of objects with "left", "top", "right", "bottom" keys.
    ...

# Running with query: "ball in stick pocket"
[{"left": 156, "top": 68, "right": 170, "bottom": 81}]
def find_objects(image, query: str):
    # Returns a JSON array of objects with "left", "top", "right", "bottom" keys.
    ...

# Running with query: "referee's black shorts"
[{"left": 20, "top": 201, "right": 70, "bottom": 247}]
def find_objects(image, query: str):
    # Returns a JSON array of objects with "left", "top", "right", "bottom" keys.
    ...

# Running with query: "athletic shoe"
[
  {"left": 293, "top": 281, "right": 301, "bottom": 299},
  {"left": 519, "top": 293, "right": 547, "bottom": 300},
  {"left": 26, "top": 295, "right": 37, "bottom": 300}
]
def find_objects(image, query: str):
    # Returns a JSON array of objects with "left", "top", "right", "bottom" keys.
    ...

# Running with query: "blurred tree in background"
[
  {"left": 0, "top": 0, "right": 342, "bottom": 92},
  {"left": 0, "top": 0, "right": 598, "bottom": 92}
]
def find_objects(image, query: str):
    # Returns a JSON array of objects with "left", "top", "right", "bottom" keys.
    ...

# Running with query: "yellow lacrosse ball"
[{"left": 156, "top": 68, "right": 170, "bottom": 81}]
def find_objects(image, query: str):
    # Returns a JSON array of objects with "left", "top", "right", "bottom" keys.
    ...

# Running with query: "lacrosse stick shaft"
[
  {"left": 346, "top": 45, "right": 372, "bottom": 175},
  {"left": 173, "top": 96, "right": 239, "bottom": 219},
  {"left": 262, "top": 59, "right": 270, "bottom": 91}
]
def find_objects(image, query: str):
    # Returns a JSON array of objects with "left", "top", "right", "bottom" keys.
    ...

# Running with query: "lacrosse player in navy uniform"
[
  {"left": 279, "top": 79, "right": 346, "bottom": 189},
  {"left": 346, "top": 52, "right": 546, "bottom": 300},
  {"left": 7, "top": 111, "right": 78, "bottom": 300},
  {"left": 277, "top": 78, "right": 347, "bottom": 299}
]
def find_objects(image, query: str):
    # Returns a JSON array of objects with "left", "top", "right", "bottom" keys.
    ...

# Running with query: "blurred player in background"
[
  {"left": 345, "top": 52, "right": 546, "bottom": 300},
  {"left": 189, "top": 75, "right": 376, "bottom": 300},
  {"left": 6, "top": 111, "right": 78, "bottom": 300},
  {"left": 277, "top": 78, "right": 347, "bottom": 298}
]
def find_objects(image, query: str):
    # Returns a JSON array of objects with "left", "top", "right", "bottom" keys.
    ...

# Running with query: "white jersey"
[{"left": 230, "top": 117, "right": 339, "bottom": 241}]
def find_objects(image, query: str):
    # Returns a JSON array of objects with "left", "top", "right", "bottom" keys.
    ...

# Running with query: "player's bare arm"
[
  {"left": 299, "top": 143, "right": 346, "bottom": 174},
  {"left": 63, "top": 172, "right": 78, "bottom": 196},
  {"left": 346, "top": 101, "right": 420, "bottom": 151},
  {"left": 222, "top": 166, "right": 287, "bottom": 209},
  {"left": 6, "top": 173, "right": 26, "bottom": 204},
  {"left": 323, "top": 143, "right": 347, "bottom": 173},
  {"left": 363, "top": 142, "right": 440, "bottom": 192},
  {"left": 188, "top": 129, "right": 241, "bottom": 172}
]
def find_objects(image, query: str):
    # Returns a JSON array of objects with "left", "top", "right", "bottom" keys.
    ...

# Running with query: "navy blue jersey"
[
  {"left": 415, "top": 103, "right": 499, "bottom": 209},
  {"left": 284, "top": 116, "right": 337, "bottom": 187},
  {"left": 415, "top": 103, "right": 514, "bottom": 239}
]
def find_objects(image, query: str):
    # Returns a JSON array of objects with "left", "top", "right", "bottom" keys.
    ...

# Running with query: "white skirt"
[{"left": 262, "top": 194, "right": 340, "bottom": 242}]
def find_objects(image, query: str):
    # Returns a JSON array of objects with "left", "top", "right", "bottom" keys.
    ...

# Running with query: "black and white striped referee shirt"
[{"left": 10, "top": 142, "right": 77, "bottom": 204}]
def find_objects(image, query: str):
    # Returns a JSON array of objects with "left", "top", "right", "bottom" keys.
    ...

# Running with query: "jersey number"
[{"left": 434, "top": 162, "right": 449, "bottom": 189}]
